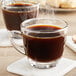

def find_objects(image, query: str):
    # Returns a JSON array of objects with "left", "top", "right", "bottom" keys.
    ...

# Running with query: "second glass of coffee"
[{"left": 1, "top": 0, "right": 39, "bottom": 36}]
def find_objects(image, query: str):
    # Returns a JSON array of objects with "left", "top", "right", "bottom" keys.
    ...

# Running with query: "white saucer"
[{"left": 7, "top": 57, "right": 76, "bottom": 76}]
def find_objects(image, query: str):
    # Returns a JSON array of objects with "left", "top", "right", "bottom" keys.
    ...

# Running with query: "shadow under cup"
[{"left": 12, "top": 18, "right": 68, "bottom": 69}]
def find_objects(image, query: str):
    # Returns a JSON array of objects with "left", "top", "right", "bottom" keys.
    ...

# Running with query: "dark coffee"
[
  {"left": 23, "top": 25, "right": 65, "bottom": 62},
  {"left": 2, "top": 3, "right": 38, "bottom": 31}
]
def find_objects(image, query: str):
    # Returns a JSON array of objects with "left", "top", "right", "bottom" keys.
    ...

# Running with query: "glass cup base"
[{"left": 28, "top": 58, "right": 59, "bottom": 69}]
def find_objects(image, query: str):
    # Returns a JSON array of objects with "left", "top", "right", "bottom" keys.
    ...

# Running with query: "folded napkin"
[
  {"left": 7, "top": 57, "right": 76, "bottom": 76},
  {"left": 66, "top": 36, "right": 76, "bottom": 52},
  {"left": 0, "top": 29, "right": 23, "bottom": 47},
  {"left": 0, "top": 29, "right": 12, "bottom": 47}
]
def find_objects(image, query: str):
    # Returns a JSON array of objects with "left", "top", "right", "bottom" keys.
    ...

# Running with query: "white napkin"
[
  {"left": 66, "top": 36, "right": 76, "bottom": 52},
  {"left": 0, "top": 29, "right": 23, "bottom": 47},
  {"left": 7, "top": 57, "right": 76, "bottom": 76},
  {"left": 0, "top": 29, "right": 12, "bottom": 47}
]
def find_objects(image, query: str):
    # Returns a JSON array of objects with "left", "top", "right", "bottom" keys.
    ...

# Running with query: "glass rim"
[
  {"left": 1, "top": 2, "right": 40, "bottom": 8},
  {"left": 21, "top": 18, "right": 68, "bottom": 33}
]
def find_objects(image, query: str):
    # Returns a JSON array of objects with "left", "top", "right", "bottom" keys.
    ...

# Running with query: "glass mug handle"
[{"left": 10, "top": 31, "right": 26, "bottom": 55}]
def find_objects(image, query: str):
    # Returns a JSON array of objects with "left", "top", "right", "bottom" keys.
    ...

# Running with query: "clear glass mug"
[
  {"left": 11, "top": 18, "right": 68, "bottom": 69},
  {"left": 1, "top": 0, "right": 39, "bottom": 38}
]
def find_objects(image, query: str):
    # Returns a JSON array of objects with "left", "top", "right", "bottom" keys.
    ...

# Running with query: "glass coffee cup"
[
  {"left": 1, "top": 0, "right": 39, "bottom": 38},
  {"left": 11, "top": 18, "right": 68, "bottom": 69}
]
